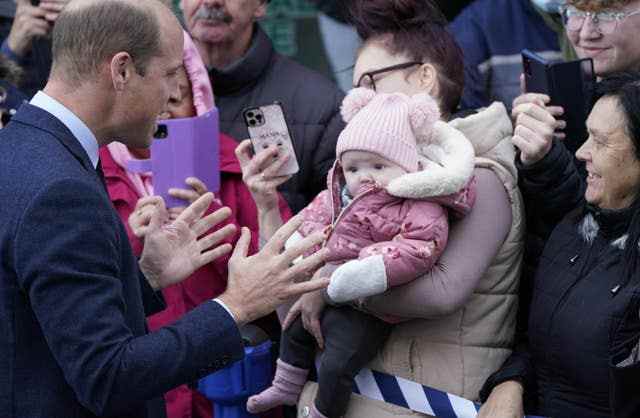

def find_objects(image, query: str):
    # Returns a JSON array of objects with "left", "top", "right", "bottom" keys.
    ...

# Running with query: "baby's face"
[
  {"left": 158, "top": 66, "right": 195, "bottom": 120},
  {"left": 341, "top": 150, "right": 407, "bottom": 196}
]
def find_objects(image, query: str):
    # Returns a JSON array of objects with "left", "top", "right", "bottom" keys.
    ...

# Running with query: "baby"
[{"left": 248, "top": 88, "right": 477, "bottom": 418}]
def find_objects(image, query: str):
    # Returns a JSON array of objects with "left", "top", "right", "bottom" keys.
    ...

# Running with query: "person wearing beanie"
[{"left": 246, "top": 88, "right": 477, "bottom": 418}]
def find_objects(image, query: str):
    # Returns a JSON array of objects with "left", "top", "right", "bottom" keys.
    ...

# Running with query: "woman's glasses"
[
  {"left": 560, "top": 5, "right": 640, "bottom": 35},
  {"left": 355, "top": 61, "right": 423, "bottom": 92}
]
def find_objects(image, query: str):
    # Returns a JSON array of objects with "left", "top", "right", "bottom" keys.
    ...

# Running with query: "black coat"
[
  {"left": 210, "top": 25, "right": 345, "bottom": 214},
  {"left": 481, "top": 143, "right": 640, "bottom": 417}
]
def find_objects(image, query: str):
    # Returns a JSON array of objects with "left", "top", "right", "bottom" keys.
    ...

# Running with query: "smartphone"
[
  {"left": 127, "top": 108, "right": 220, "bottom": 208},
  {"left": 243, "top": 103, "right": 300, "bottom": 177},
  {"left": 521, "top": 49, "right": 595, "bottom": 154}
]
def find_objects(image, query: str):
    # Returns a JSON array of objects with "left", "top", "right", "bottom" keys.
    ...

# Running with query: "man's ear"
[
  {"left": 417, "top": 63, "right": 440, "bottom": 99},
  {"left": 110, "top": 52, "right": 134, "bottom": 91},
  {"left": 254, "top": 0, "right": 268, "bottom": 19}
]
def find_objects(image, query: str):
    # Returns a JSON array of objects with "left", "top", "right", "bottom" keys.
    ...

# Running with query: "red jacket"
[{"left": 100, "top": 133, "right": 291, "bottom": 418}]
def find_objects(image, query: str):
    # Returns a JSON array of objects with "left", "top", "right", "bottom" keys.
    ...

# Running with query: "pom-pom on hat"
[{"left": 336, "top": 88, "right": 440, "bottom": 173}]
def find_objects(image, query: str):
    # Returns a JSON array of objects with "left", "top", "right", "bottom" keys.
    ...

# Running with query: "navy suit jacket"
[{"left": 0, "top": 104, "right": 244, "bottom": 418}]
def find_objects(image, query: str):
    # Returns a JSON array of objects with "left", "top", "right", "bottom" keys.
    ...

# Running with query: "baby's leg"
[
  {"left": 314, "top": 306, "right": 392, "bottom": 418},
  {"left": 247, "top": 316, "right": 316, "bottom": 413}
]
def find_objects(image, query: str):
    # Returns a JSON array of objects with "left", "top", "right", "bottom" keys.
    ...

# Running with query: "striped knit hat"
[{"left": 336, "top": 88, "right": 440, "bottom": 173}]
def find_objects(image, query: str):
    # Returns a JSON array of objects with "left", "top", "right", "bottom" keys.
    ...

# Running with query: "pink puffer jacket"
[{"left": 299, "top": 160, "right": 476, "bottom": 290}]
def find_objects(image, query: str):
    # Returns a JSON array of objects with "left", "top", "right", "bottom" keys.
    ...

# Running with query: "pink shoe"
[{"left": 246, "top": 359, "right": 309, "bottom": 413}]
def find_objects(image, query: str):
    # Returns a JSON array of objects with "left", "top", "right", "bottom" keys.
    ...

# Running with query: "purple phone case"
[{"left": 128, "top": 108, "right": 220, "bottom": 207}]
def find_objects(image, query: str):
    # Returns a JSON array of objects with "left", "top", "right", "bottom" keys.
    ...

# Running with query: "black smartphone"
[{"left": 521, "top": 49, "right": 595, "bottom": 154}]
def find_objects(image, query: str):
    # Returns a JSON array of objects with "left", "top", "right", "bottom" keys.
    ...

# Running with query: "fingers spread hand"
[
  {"left": 263, "top": 215, "right": 304, "bottom": 254},
  {"left": 199, "top": 243, "right": 233, "bottom": 268},
  {"left": 197, "top": 223, "right": 236, "bottom": 253},
  {"left": 230, "top": 226, "right": 252, "bottom": 260},
  {"left": 284, "top": 247, "right": 329, "bottom": 283},
  {"left": 283, "top": 277, "right": 331, "bottom": 300},
  {"left": 175, "top": 192, "right": 214, "bottom": 225},
  {"left": 192, "top": 206, "right": 232, "bottom": 237},
  {"left": 280, "top": 231, "right": 327, "bottom": 264}
]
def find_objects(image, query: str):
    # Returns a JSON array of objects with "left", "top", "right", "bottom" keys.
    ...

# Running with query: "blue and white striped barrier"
[{"left": 351, "top": 367, "right": 546, "bottom": 418}]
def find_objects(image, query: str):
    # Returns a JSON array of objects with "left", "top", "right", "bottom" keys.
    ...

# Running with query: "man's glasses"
[
  {"left": 355, "top": 61, "right": 423, "bottom": 92},
  {"left": 561, "top": 5, "right": 640, "bottom": 35}
]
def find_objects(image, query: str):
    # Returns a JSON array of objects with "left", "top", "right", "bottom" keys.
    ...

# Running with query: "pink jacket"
[{"left": 299, "top": 161, "right": 476, "bottom": 290}]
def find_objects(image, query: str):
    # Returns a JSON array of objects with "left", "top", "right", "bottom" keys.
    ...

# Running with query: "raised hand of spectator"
[
  {"left": 138, "top": 193, "right": 236, "bottom": 290},
  {"left": 477, "top": 381, "right": 525, "bottom": 418},
  {"left": 129, "top": 195, "right": 169, "bottom": 239},
  {"left": 8, "top": 0, "right": 52, "bottom": 57},
  {"left": 167, "top": 176, "right": 216, "bottom": 220},
  {"left": 236, "top": 139, "right": 292, "bottom": 212},
  {"left": 511, "top": 92, "right": 566, "bottom": 166},
  {"left": 218, "top": 216, "right": 330, "bottom": 325}
]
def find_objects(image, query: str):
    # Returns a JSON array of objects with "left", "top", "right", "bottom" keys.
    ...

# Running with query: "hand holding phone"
[
  {"left": 243, "top": 103, "right": 300, "bottom": 178},
  {"left": 521, "top": 49, "right": 595, "bottom": 153}
]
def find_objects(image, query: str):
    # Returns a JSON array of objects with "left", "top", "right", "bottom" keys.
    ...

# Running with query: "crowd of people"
[{"left": 1, "top": 0, "right": 640, "bottom": 418}]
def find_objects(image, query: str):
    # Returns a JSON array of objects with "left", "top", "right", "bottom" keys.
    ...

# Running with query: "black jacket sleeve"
[
  {"left": 518, "top": 141, "right": 585, "bottom": 234},
  {"left": 479, "top": 337, "right": 537, "bottom": 410}
]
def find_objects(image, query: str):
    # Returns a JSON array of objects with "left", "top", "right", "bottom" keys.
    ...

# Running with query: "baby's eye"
[
  {"left": 374, "top": 164, "right": 385, "bottom": 170},
  {"left": 347, "top": 166, "right": 358, "bottom": 173}
]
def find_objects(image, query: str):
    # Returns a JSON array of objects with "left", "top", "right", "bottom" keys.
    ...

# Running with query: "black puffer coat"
[
  {"left": 481, "top": 143, "right": 640, "bottom": 418},
  {"left": 210, "top": 25, "right": 345, "bottom": 214}
]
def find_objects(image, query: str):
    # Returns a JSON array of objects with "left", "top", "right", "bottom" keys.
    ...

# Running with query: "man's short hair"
[{"left": 51, "top": 0, "right": 161, "bottom": 83}]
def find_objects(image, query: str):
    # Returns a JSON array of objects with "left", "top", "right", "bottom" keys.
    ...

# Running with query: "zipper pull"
[{"left": 569, "top": 254, "right": 579, "bottom": 265}]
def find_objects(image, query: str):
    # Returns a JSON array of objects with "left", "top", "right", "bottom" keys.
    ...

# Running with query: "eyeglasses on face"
[
  {"left": 355, "top": 61, "right": 423, "bottom": 92},
  {"left": 560, "top": 4, "right": 640, "bottom": 35}
]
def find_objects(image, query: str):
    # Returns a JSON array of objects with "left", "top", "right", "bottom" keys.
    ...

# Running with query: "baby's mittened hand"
[{"left": 327, "top": 256, "right": 388, "bottom": 304}]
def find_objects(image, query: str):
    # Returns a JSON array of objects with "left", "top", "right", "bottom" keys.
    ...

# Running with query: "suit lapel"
[{"left": 12, "top": 103, "right": 96, "bottom": 173}]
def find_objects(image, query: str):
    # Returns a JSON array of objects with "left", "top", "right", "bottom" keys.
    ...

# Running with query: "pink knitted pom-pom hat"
[{"left": 336, "top": 88, "right": 441, "bottom": 173}]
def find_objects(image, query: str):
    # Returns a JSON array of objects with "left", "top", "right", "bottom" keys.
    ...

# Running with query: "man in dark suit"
[{"left": 0, "top": 1, "right": 328, "bottom": 417}]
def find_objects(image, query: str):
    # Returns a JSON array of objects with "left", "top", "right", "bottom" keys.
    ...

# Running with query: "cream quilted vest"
[{"left": 297, "top": 102, "right": 525, "bottom": 417}]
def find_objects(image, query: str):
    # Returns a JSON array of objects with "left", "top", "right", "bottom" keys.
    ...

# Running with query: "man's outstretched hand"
[
  {"left": 138, "top": 193, "right": 236, "bottom": 290},
  {"left": 219, "top": 216, "right": 330, "bottom": 326}
]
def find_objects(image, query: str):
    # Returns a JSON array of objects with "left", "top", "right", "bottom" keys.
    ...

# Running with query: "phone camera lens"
[
  {"left": 154, "top": 124, "right": 168, "bottom": 139},
  {"left": 249, "top": 119, "right": 256, "bottom": 126},
  {"left": 247, "top": 111, "right": 254, "bottom": 117},
  {"left": 256, "top": 114, "right": 263, "bottom": 121}
]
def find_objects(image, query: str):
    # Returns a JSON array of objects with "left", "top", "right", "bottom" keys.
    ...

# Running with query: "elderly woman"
[
  {"left": 480, "top": 72, "right": 640, "bottom": 418},
  {"left": 238, "top": 0, "right": 525, "bottom": 416}
]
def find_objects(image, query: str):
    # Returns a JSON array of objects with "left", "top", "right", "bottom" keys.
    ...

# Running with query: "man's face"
[
  {"left": 124, "top": 23, "right": 184, "bottom": 148},
  {"left": 181, "top": 0, "right": 267, "bottom": 46},
  {"left": 567, "top": 0, "right": 640, "bottom": 75}
]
